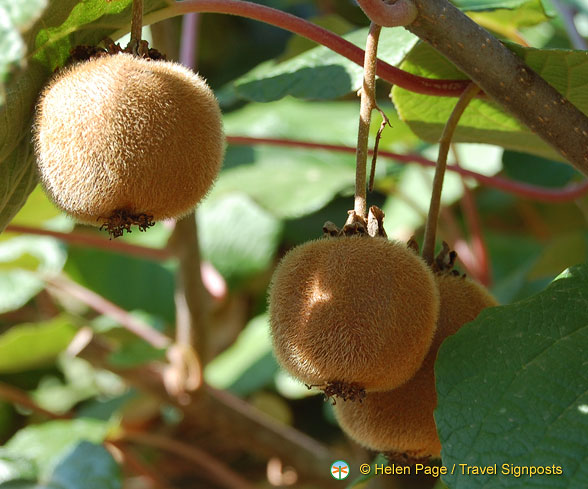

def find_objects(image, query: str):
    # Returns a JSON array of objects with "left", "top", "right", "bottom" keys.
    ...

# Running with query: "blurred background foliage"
[{"left": 0, "top": 0, "right": 587, "bottom": 488}]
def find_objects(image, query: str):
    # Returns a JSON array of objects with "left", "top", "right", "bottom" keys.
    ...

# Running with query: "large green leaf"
[
  {"left": 210, "top": 145, "right": 355, "bottom": 219},
  {"left": 0, "top": 0, "right": 168, "bottom": 233},
  {"left": 3, "top": 419, "right": 111, "bottom": 480},
  {"left": 0, "top": 316, "right": 76, "bottom": 373},
  {"left": 46, "top": 442, "right": 121, "bottom": 489},
  {"left": 232, "top": 26, "right": 418, "bottom": 102},
  {"left": 436, "top": 264, "right": 588, "bottom": 489},
  {"left": 392, "top": 42, "right": 588, "bottom": 161}
]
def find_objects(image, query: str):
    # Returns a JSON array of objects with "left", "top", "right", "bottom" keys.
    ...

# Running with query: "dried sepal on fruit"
[
  {"left": 34, "top": 52, "right": 224, "bottom": 237},
  {"left": 334, "top": 269, "right": 498, "bottom": 461},
  {"left": 269, "top": 234, "right": 440, "bottom": 400}
]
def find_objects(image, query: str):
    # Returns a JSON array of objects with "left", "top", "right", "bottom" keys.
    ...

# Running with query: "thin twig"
[
  {"left": 355, "top": 23, "right": 382, "bottom": 217},
  {"left": 368, "top": 107, "right": 392, "bottom": 192},
  {"left": 225, "top": 136, "right": 588, "bottom": 203},
  {"left": 422, "top": 83, "right": 481, "bottom": 265},
  {"left": 129, "top": 0, "right": 144, "bottom": 52},
  {"left": 47, "top": 275, "right": 172, "bottom": 350},
  {"left": 121, "top": 431, "right": 256, "bottom": 489},
  {"left": 0, "top": 381, "right": 70, "bottom": 419}
]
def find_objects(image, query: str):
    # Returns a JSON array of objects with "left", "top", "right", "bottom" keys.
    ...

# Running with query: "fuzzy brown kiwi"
[
  {"left": 269, "top": 235, "right": 440, "bottom": 398},
  {"left": 333, "top": 272, "right": 498, "bottom": 460},
  {"left": 34, "top": 52, "right": 224, "bottom": 234}
]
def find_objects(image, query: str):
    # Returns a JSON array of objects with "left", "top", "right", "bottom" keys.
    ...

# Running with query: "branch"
[
  {"left": 355, "top": 23, "right": 382, "bottom": 218},
  {"left": 127, "top": 0, "right": 468, "bottom": 96},
  {"left": 406, "top": 0, "right": 588, "bottom": 176},
  {"left": 78, "top": 338, "right": 336, "bottom": 485},
  {"left": 225, "top": 136, "right": 588, "bottom": 203},
  {"left": 47, "top": 275, "right": 172, "bottom": 350},
  {"left": 357, "top": 0, "right": 417, "bottom": 27}
]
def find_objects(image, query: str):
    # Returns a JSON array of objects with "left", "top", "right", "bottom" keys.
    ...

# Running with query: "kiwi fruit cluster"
[
  {"left": 334, "top": 272, "right": 498, "bottom": 461},
  {"left": 269, "top": 230, "right": 497, "bottom": 461},
  {"left": 34, "top": 51, "right": 224, "bottom": 236}
]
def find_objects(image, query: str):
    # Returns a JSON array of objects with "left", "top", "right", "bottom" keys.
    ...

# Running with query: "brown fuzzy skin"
[
  {"left": 334, "top": 273, "right": 498, "bottom": 458},
  {"left": 269, "top": 236, "right": 440, "bottom": 392},
  {"left": 34, "top": 53, "right": 224, "bottom": 224}
]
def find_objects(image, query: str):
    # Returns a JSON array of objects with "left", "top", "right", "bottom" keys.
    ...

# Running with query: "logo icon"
[{"left": 331, "top": 460, "right": 350, "bottom": 480}]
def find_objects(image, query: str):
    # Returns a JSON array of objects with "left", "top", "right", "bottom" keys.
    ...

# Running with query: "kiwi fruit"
[
  {"left": 269, "top": 235, "right": 440, "bottom": 398},
  {"left": 34, "top": 52, "right": 224, "bottom": 234},
  {"left": 334, "top": 272, "right": 498, "bottom": 460}
]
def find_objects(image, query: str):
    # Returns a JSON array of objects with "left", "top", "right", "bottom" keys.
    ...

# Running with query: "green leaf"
[
  {"left": 0, "top": 235, "right": 66, "bottom": 313},
  {"left": 468, "top": 0, "right": 550, "bottom": 33},
  {"left": 0, "top": 450, "right": 36, "bottom": 484},
  {"left": 47, "top": 442, "right": 121, "bottom": 489},
  {"left": 0, "top": 0, "right": 48, "bottom": 86},
  {"left": 4, "top": 419, "right": 111, "bottom": 480},
  {"left": 392, "top": 42, "right": 588, "bottom": 161},
  {"left": 0, "top": 316, "right": 76, "bottom": 373},
  {"left": 210, "top": 145, "right": 355, "bottom": 219},
  {"left": 502, "top": 150, "right": 579, "bottom": 187},
  {"left": 233, "top": 26, "right": 418, "bottom": 101},
  {"left": 197, "top": 194, "right": 282, "bottom": 285},
  {"left": 64, "top": 248, "right": 176, "bottom": 323},
  {"left": 436, "top": 264, "right": 588, "bottom": 489},
  {"left": 205, "top": 314, "right": 277, "bottom": 396}
]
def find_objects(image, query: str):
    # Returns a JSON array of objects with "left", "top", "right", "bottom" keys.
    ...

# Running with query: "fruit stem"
[
  {"left": 129, "top": 0, "right": 144, "bottom": 53},
  {"left": 421, "top": 82, "right": 480, "bottom": 266},
  {"left": 354, "top": 22, "right": 381, "bottom": 218}
]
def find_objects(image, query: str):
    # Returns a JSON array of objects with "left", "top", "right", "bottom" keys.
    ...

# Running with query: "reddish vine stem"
[
  {"left": 159, "top": 0, "right": 468, "bottom": 96},
  {"left": 355, "top": 23, "right": 382, "bottom": 218},
  {"left": 225, "top": 136, "right": 588, "bottom": 203},
  {"left": 46, "top": 275, "right": 172, "bottom": 350},
  {"left": 0, "top": 381, "right": 70, "bottom": 419},
  {"left": 421, "top": 82, "right": 481, "bottom": 265}
]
